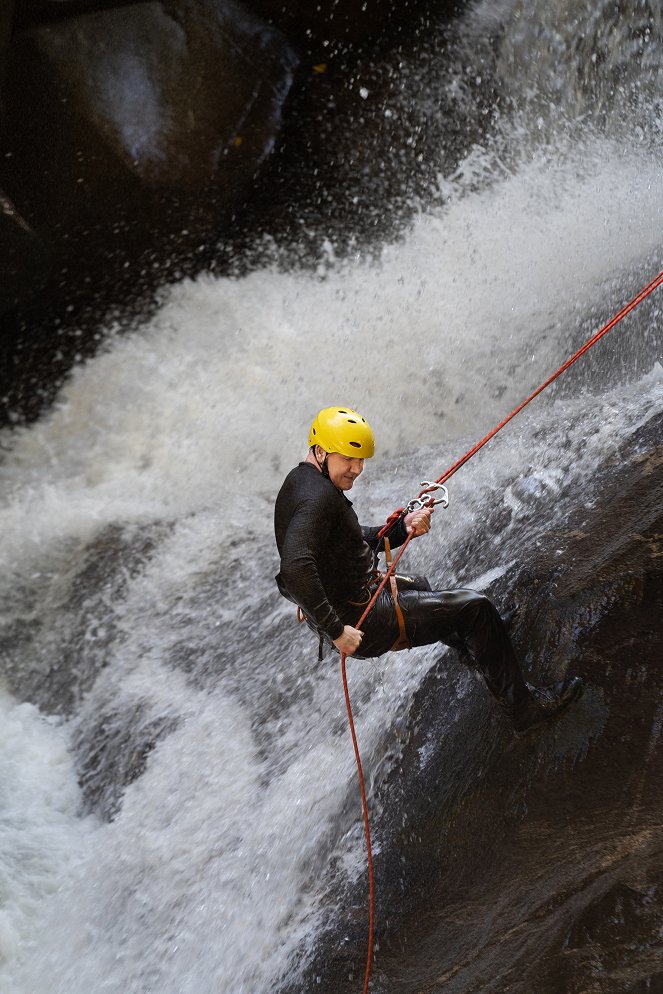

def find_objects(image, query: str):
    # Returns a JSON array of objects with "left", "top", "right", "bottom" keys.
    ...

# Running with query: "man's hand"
[
  {"left": 404, "top": 506, "right": 433, "bottom": 537},
  {"left": 334, "top": 625, "right": 364, "bottom": 655}
]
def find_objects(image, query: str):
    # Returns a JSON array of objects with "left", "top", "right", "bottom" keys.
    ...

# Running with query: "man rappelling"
[{"left": 274, "top": 405, "right": 583, "bottom": 735}]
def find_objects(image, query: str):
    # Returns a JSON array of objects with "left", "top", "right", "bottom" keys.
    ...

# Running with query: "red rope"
[
  {"left": 339, "top": 533, "right": 415, "bottom": 993},
  {"left": 341, "top": 267, "right": 663, "bottom": 991},
  {"left": 340, "top": 652, "right": 375, "bottom": 994},
  {"left": 402, "top": 267, "right": 663, "bottom": 511}
]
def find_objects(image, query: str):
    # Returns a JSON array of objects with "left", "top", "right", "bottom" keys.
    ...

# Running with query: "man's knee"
[{"left": 455, "top": 590, "right": 502, "bottom": 632}]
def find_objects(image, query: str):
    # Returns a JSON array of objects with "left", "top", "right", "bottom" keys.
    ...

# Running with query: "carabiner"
[
  {"left": 405, "top": 482, "right": 449, "bottom": 513},
  {"left": 419, "top": 481, "right": 450, "bottom": 508}
]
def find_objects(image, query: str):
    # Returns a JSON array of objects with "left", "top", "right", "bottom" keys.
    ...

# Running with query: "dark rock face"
[
  {"left": 0, "top": 0, "right": 14, "bottom": 113},
  {"left": 242, "top": 0, "right": 461, "bottom": 57},
  {"left": 0, "top": 522, "right": 171, "bottom": 716},
  {"left": 13, "top": 1, "right": 138, "bottom": 32},
  {"left": 0, "top": 0, "right": 302, "bottom": 427},
  {"left": 3, "top": 0, "right": 297, "bottom": 220},
  {"left": 291, "top": 413, "right": 663, "bottom": 994},
  {"left": 14, "top": 0, "right": 297, "bottom": 190},
  {"left": 0, "top": 190, "right": 49, "bottom": 309},
  {"left": 74, "top": 703, "right": 180, "bottom": 821},
  {"left": 0, "top": 0, "right": 298, "bottom": 359}
]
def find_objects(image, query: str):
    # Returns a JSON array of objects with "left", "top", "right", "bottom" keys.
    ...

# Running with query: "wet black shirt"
[{"left": 274, "top": 462, "right": 406, "bottom": 640}]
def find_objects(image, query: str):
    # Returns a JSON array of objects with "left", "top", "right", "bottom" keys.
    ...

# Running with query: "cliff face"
[
  {"left": 0, "top": 0, "right": 464, "bottom": 426},
  {"left": 294, "top": 410, "right": 663, "bottom": 994}
]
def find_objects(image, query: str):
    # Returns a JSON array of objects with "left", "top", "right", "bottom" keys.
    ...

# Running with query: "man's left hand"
[{"left": 404, "top": 506, "right": 433, "bottom": 537}]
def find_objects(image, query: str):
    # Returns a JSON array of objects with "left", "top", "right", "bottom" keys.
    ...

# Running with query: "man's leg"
[
  {"left": 398, "top": 588, "right": 582, "bottom": 732},
  {"left": 399, "top": 588, "right": 531, "bottom": 710}
]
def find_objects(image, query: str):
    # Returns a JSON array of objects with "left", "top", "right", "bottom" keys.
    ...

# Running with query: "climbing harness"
[{"left": 339, "top": 267, "right": 663, "bottom": 994}]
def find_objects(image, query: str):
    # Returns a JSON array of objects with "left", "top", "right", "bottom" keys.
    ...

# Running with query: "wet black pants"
[{"left": 345, "top": 586, "right": 530, "bottom": 709}]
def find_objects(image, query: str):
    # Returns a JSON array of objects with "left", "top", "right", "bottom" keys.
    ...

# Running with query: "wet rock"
[
  {"left": 0, "top": 0, "right": 14, "bottom": 114},
  {"left": 0, "top": 189, "right": 49, "bottom": 311},
  {"left": 559, "top": 882, "right": 663, "bottom": 991},
  {"left": 0, "top": 522, "right": 171, "bottom": 715},
  {"left": 75, "top": 703, "right": 180, "bottom": 821},
  {"left": 242, "top": 0, "right": 463, "bottom": 57},
  {"left": 289, "top": 412, "right": 663, "bottom": 994},
  {"left": 13, "top": 1, "right": 137, "bottom": 32},
  {"left": 0, "top": 0, "right": 297, "bottom": 336},
  {"left": 6, "top": 0, "right": 297, "bottom": 191}
]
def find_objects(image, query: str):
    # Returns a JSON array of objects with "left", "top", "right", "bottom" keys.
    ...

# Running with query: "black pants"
[{"left": 341, "top": 584, "right": 530, "bottom": 710}]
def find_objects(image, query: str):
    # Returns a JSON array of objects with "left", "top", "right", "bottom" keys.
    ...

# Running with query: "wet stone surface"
[{"left": 285, "top": 413, "right": 663, "bottom": 994}]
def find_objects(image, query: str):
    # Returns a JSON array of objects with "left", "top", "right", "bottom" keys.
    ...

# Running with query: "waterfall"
[{"left": 0, "top": 2, "right": 661, "bottom": 992}]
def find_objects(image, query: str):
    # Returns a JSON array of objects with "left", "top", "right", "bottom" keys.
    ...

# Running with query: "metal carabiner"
[
  {"left": 419, "top": 481, "right": 450, "bottom": 509},
  {"left": 405, "top": 482, "right": 449, "bottom": 513}
]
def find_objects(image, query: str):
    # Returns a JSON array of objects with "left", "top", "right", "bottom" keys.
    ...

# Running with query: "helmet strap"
[{"left": 312, "top": 445, "right": 331, "bottom": 479}]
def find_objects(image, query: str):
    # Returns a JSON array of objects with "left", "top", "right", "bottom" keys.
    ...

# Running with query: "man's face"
[{"left": 326, "top": 452, "right": 365, "bottom": 491}]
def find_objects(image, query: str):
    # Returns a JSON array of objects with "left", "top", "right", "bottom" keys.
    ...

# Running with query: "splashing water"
[{"left": 0, "top": 3, "right": 662, "bottom": 993}]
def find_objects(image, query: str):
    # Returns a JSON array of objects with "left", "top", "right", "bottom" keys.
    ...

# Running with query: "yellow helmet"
[{"left": 309, "top": 406, "right": 375, "bottom": 458}]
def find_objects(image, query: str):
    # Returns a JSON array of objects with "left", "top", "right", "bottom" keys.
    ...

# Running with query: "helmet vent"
[{"left": 308, "top": 406, "right": 374, "bottom": 458}]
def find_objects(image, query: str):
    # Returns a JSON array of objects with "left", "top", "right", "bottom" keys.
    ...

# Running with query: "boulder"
[
  {"left": 12, "top": 1, "right": 130, "bottom": 32},
  {"left": 0, "top": 189, "right": 49, "bottom": 311},
  {"left": 242, "top": 0, "right": 463, "bottom": 57},
  {"left": 0, "top": 0, "right": 297, "bottom": 361},
  {"left": 5, "top": 0, "right": 297, "bottom": 192},
  {"left": 0, "top": 0, "right": 297, "bottom": 313},
  {"left": 13, "top": 1, "right": 136, "bottom": 29},
  {"left": 0, "top": 0, "right": 14, "bottom": 114}
]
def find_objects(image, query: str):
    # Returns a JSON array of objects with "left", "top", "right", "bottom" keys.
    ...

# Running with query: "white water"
[{"left": 1, "top": 4, "right": 662, "bottom": 993}]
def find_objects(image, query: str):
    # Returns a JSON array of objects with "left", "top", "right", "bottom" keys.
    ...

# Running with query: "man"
[{"left": 274, "top": 406, "right": 582, "bottom": 734}]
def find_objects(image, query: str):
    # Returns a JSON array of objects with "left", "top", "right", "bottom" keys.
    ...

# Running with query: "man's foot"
[{"left": 512, "top": 677, "right": 583, "bottom": 735}]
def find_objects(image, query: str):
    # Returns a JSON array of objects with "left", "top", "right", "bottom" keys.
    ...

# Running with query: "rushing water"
[{"left": 0, "top": 2, "right": 662, "bottom": 992}]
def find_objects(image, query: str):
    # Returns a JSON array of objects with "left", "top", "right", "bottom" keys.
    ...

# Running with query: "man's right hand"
[{"left": 333, "top": 625, "right": 364, "bottom": 655}]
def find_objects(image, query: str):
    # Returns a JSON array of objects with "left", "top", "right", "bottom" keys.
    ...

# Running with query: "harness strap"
[
  {"left": 296, "top": 541, "right": 411, "bottom": 655},
  {"left": 298, "top": 607, "right": 326, "bottom": 660},
  {"left": 384, "top": 538, "right": 411, "bottom": 652}
]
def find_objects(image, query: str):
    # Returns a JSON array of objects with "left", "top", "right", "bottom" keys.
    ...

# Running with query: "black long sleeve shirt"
[{"left": 274, "top": 462, "right": 406, "bottom": 640}]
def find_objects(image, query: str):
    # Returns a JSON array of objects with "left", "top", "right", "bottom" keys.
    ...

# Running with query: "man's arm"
[
  {"left": 278, "top": 496, "right": 344, "bottom": 641},
  {"left": 361, "top": 517, "right": 408, "bottom": 551},
  {"left": 362, "top": 507, "right": 433, "bottom": 551}
]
